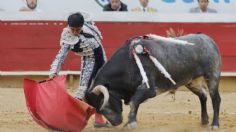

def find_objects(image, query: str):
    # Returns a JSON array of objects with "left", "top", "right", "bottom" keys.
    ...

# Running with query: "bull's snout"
[
  {"left": 103, "top": 111, "right": 123, "bottom": 126},
  {"left": 109, "top": 116, "right": 123, "bottom": 126}
]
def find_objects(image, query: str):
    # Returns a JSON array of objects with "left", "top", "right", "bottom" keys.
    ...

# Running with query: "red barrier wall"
[{"left": 0, "top": 21, "right": 236, "bottom": 72}]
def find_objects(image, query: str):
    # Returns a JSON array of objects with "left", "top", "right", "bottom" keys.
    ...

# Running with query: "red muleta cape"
[{"left": 23, "top": 75, "right": 95, "bottom": 132}]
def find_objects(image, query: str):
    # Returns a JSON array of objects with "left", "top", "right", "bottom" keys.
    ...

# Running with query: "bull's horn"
[{"left": 91, "top": 85, "right": 109, "bottom": 111}]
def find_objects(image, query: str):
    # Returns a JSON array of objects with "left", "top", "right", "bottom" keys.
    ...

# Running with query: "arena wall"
[
  {"left": 1, "top": 20, "right": 236, "bottom": 72},
  {"left": 0, "top": 13, "right": 236, "bottom": 90}
]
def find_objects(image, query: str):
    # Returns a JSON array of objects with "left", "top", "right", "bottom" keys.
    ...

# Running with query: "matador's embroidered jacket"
[{"left": 50, "top": 21, "right": 107, "bottom": 87}]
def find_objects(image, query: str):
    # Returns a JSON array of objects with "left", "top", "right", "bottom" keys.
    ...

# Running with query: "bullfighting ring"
[{"left": 0, "top": 76, "right": 236, "bottom": 132}]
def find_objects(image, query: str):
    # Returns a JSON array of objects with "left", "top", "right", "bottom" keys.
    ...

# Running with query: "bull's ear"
[
  {"left": 104, "top": 83, "right": 110, "bottom": 89},
  {"left": 85, "top": 92, "right": 106, "bottom": 113},
  {"left": 85, "top": 93, "right": 100, "bottom": 108}
]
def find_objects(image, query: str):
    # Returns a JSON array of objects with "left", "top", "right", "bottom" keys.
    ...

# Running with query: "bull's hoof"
[
  {"left": 209, "top": 125, "right": 219, "bottom": 130},
  {"left": 201, "top": 120, "right": 209, "bottom": 125},
  {"left": 124, "top": 121, "right": 137, "bottom": 129},
  {"left": 201, "top": 115, "right": 209, "bottom": 125}
]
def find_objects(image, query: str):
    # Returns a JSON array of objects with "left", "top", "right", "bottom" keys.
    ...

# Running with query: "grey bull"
[{"left": 85, "top": 33, "right": 221, "bottom": 129}]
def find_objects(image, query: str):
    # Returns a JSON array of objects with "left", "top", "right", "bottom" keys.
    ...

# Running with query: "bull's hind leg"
[
  {"left": 124, "top": 83, "right": 156, "bottom": 129},
  {"left": 185, "top": 77, "right": 209, "bottom": 125},
  {"left": 205, "top": 74, "right": 221, "bottom": 129}
]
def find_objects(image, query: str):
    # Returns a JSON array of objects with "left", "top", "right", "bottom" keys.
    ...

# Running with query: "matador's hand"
[{"left": 48, "top": 73, "right": 57, "bottom": 80}]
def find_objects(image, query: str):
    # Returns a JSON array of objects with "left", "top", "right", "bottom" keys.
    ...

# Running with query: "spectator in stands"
[
  {"left": 49, "top": 12, "right": 110, "bottom": 128},
  {"left": 103, "top": 0, "right": 128, "bottom": 11},
  {"left": 189, "top": 0, "right": 217, "bottom": 13},
  {"left": 131, "top": 0, "right": 157, "bottom": 13},
  {"left": 19, "top": 0, "right": 40, "bottom": 12}
]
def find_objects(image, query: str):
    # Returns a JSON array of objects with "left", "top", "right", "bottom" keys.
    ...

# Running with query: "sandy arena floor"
[{"left": 0, "top": 87, "right": 235, "bottom": 132}]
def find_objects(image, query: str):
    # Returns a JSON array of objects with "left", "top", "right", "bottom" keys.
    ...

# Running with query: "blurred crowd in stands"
[
  {"left": 103, "top": 0, "right": 217, "bottom": 13},
  {"left": 0, "top": 0, "right": 217, "bottom": 13}
]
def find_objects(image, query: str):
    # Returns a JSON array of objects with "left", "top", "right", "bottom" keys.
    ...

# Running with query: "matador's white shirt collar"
[{"left": 60, "top": 27, "right": 79, "bottom": 46}]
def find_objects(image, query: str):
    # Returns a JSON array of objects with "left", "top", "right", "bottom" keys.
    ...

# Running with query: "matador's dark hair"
[{"left": 68, "top": 12, "right": 84, "bottom": 27}]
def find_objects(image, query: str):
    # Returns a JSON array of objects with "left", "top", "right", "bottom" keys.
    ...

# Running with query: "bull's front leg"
[{"left": 124, "top": 83, "right": 156, "bottom": 129}]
